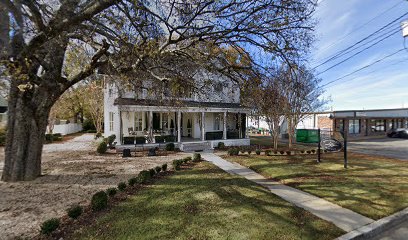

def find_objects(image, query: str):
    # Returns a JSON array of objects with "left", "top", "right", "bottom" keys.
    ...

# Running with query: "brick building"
[{"left": 332, "top": 108, "right": 408, "bottom": 137}]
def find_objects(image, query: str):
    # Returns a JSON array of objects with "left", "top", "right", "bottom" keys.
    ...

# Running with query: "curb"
[{"left": 335, "top": 207, "right": 408, "bottom": 240}]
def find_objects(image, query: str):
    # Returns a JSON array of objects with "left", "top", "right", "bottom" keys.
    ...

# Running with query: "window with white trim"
[
  {"left": 134, "top": 112, "right": 143, "bottom": 131},
  {"left": 109, "top": 112, "right": 114, "bottom": 131},
  {"left": 214, "top": 114, "right": 221, "bottom": 130}
]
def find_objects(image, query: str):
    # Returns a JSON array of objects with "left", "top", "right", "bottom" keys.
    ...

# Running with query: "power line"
[
  {"left": 320, "top": 48, "right": 405, "bottom": 88},
  {"left": 316, "top": 0, "right": 404, "bottom": 55},
  {"left": 313, "top": 11, "right": 408, "bottom": 69},
  {"left": 324, "top": 56, "right": 408, "bottom": 89},
  {"left": 316, "top": 28, "right": 401, "bottom": 75}
]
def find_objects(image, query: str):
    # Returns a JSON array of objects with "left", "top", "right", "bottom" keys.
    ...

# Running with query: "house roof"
[{"left": 114, "top": 98, "right": 244, "bottom": 109}]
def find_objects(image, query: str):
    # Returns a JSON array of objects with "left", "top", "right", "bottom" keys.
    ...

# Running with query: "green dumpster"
[{"left": 296, "top": 129, "right": 319, "bottom": 143}]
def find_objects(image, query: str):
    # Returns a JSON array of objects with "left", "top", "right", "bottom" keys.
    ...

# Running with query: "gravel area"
[{"left": 0, "top": 134, "right": 189, "bottom": 240}]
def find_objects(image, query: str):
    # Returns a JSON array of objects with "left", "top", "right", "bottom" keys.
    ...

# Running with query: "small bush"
[
  {"left": 118, "top": 182, "right": 127, "bottom": 191},
  {"left": 40, "top": 218, "right": 60, "bottom": 235},
  {"left": 255, "top": 149, "right": 261, "bottom": 155},
  {"left": 106, "top": 188, "right": 117, "bottom": 197},
  {"left": 45, "top": 133, "right": 54, "bottom": 142},
  {"left": 95, "top": 132, "right": 102, "bottom": 139},
  {"left": 172, "top": 159, "right": 181, "bottom": 170},
  {"left": 311, "top": 149, "right": 316, "bottom": 154},
  {"left": 240, "top": 148, "right": 246, "bottom": 154},
  {"left": 306, "top": 150, "right": 311, "bottom": 154},
  {"left": 193, "top": 153, "right": 201, "bottom": 162},
  {"left": 67, "top": 205, "right": 82, "bottom": 219},
  {"left": 91, "top": 191, "right": 108, "bottom": 211},
  {"left": 162, "top": 163, "right": 168, "bottom": 171},
  {"left": 217, "top": 142, "right": 225, "bottom": 149},
  {"left": 300, "top": 150, "right": 305, "bottom": 154},
  {"left": 107, "top": 134, "right": 116, "bottom": 147},
  {"left": 165, "top": 143, "right": 175, "bottom": 151},
  {"left": 155, "top": 166, "right": 162, "bottom": 173},
  {"left": 149, "top": 168, "right": 156, "bottom": 177},
  {"left": 97, "top": 141, "right": 108, "bottom": 154},
  {"left": 286, "top": 151, "right": 291, "bottom": 156},
  {"left": 265, "top": 150, "right": 271, "bottom": 156},
  {"left": 138, "top": 170, "right": 151, "bottom": 183},
  {"left": 280, "top": 151, "right": 285, "bottom": 154},
  {"left": 247, "top": 150, "right": 252, "bottom": 155},
  {"left": 228, "top": 148, "right": 239, "bottom": 156},
  {"left": 184, "top": 156, "right": 192, "bottom": 162},
  {"left": 128, "top": 177, "right": 138, "bottom": 186}
]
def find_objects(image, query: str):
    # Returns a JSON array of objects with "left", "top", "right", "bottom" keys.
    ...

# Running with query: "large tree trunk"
[{"left": 1, "top": 84, "right": 53, "bottom": 182}]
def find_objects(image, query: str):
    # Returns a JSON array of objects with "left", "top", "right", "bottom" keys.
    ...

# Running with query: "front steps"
[{"left": 180, "top": 141, "right": 211, "bottom": 152}]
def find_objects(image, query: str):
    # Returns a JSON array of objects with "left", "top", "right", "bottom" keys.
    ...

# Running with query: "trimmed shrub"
[
  {"left": 300, "top": 150, "right": 305, "bottom": 154},
  {"left": 45, "top": 133, "right": 54, "bottom": 142},
  {"left": 280, "top": 151, "right": 285, "bottom": 154},
  {"left": 82, "top": 119, "right": 96, "bottom": 132},
  {"left": 247, "top": 150, "right": 252, "bottom": 155},
  {"left": 193, "top": 153, "right": 201, "bottom": 162},
  {"left": 118, "top": 182, "right": 127, "bottom": 191},
  {"left": 138, "top": 170, "right": 151, "bottom": 183},
  {"left": 67, "top": 205, "right": 82, "bottom": 219},
  {"left": 107, "top": 134, "right": 116, "bottom": 147},
  {"left": 184, "top": 156, "right": 192, "bottom": 162},
  {"left": 106, "top": 188, "right": 117, "bottom": 197},
  {"left": 86, "top": 129, "right": 97, "bottom": 133},
  {"left": 217, "top": 142, "right": 225, "bottom": 149},
  {"left": 306, "top": 150, "right": 312, "bottom": 154},
  {"left": 255, "top": 149, "right": 261, "bottom": 155},
  {"left": 97, "top": 141, "right": 108, "bottom": 154},
  {"left": 149, "top": 168, "right": 156, "bottom": 177},
  {"left": 91, "top": 191, "right": 108, "bottom": 211},
  {"left": 40, "top": 218, "right": 60, "bottom": 235},
  {"left": 164, "top": 135, "right": 175, "bottom": 142},
  {"left": 265, "top": 150, "right": 271, "bottom": 156},
  {"left": 128, "top": 177, "right": 138, "bottom": 186},
  {"left": 311, "top": 149, "right": 316, "bottom": 154},
  {"left": 228, "top": 148, "right": 239, "bottom": 156},
  {"left": 240, "top": 148, "right": 246, "bottom": 154},
  {"left": 274, "top": 151, "right": 278, "bottom": 155},
  {"left": 172, "top": 159, "right": 181, "bottom": 171},
  {"left": 286, "top": 151, "right": 291, "bottom": 156},
  {"left": 165, "top": 143, "right": 175, "bottom": 151},
  {"left": 155, "top": 166, "right": 162, "bottom": 173},
  {"left": 95, "top": 132, "right": 102, "bottom": 139},
  {"left": 162, "top": 163, "right": 168, "bottom": 171}
]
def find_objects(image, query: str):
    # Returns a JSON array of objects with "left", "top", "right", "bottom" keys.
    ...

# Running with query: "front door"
[{"left": 153, "top": 113, "right": 160, "bottom": 130}]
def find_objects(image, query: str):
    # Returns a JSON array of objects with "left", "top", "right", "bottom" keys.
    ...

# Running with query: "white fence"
[{"left": 47, "top": 123, "right": 83, "bottom": 135}]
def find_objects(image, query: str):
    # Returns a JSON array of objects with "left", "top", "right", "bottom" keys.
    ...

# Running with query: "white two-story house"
[{"left": 103, "top": 70, "right": 250, "bottom": 151}]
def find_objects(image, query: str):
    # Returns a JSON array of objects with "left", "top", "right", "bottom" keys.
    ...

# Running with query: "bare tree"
[
  {"left": 280, "top": 64, "right": 327, "bottom": 149},
  {"left": 0, "top": 0, "right": 317, "bottom": 181}
]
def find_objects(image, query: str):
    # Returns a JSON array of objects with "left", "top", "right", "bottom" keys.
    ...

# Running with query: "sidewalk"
[{"left": 202, "top": 153, "right": 374, "bottom": 232}]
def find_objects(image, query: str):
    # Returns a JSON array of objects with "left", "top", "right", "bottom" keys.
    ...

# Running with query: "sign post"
[
  {"left": 317, "top": 128, "right": 321, "bottom": 163},
  {"left": 343, "top": 131, "right": 348, "bottom": 169}
]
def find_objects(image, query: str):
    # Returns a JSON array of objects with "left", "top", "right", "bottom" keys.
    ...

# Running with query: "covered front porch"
[{"left": 116, "top": 105, "right": 250, "bottom": 147}]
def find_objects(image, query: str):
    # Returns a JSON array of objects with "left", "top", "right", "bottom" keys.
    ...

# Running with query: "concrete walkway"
[{"left": 202, "top": 153, "right": 374, "bottom": 232}]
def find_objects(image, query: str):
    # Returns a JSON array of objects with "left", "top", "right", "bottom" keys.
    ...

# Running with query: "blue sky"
[{"left": 313, "top": 0, "right": 408, "bottom": 111}]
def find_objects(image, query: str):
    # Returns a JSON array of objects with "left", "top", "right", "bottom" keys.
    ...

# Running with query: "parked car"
[{"left": 386, "top": 128, "right": 408, "bottom": 138}]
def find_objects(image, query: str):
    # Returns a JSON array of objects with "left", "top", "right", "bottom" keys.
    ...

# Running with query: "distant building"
[{"left": 332, "top": 108, "right": 408, "bottom": 138}]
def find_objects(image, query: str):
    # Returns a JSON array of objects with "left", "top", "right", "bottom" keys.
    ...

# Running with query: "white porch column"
[
  {"left": 177, "top": 111, "right": 181, "bottom": 143},
  {"left": 238, "top": 113, "right": 242, "bottom": 139},
  {"left": 201, "top": 112, "right": 205, "bottom": 141},
  {"left": 149, "top": 111, "right": 153, "bottom": 143},
  {"left": 223, "top": 112, "right": 227, "bottom": 140}
]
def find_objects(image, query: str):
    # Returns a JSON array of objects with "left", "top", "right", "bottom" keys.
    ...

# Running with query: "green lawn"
[
  {"left": 72, "top": 162, "right": 343, "bottom": 240},
  {"left": 225, "top": 152, "right": 408, "bottom": 220}
]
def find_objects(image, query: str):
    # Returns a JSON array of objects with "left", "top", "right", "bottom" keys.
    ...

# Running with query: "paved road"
[
  {"left": 348, "top": 138, "right": 408, "bottom": 160},
  {"left": 371, "top": 220, "right": 408, "bottom": 240}
]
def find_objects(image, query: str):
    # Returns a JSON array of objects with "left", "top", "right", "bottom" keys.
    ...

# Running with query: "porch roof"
[{"left": 114, "top": 98, "right": 244, "bottom": 109}]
